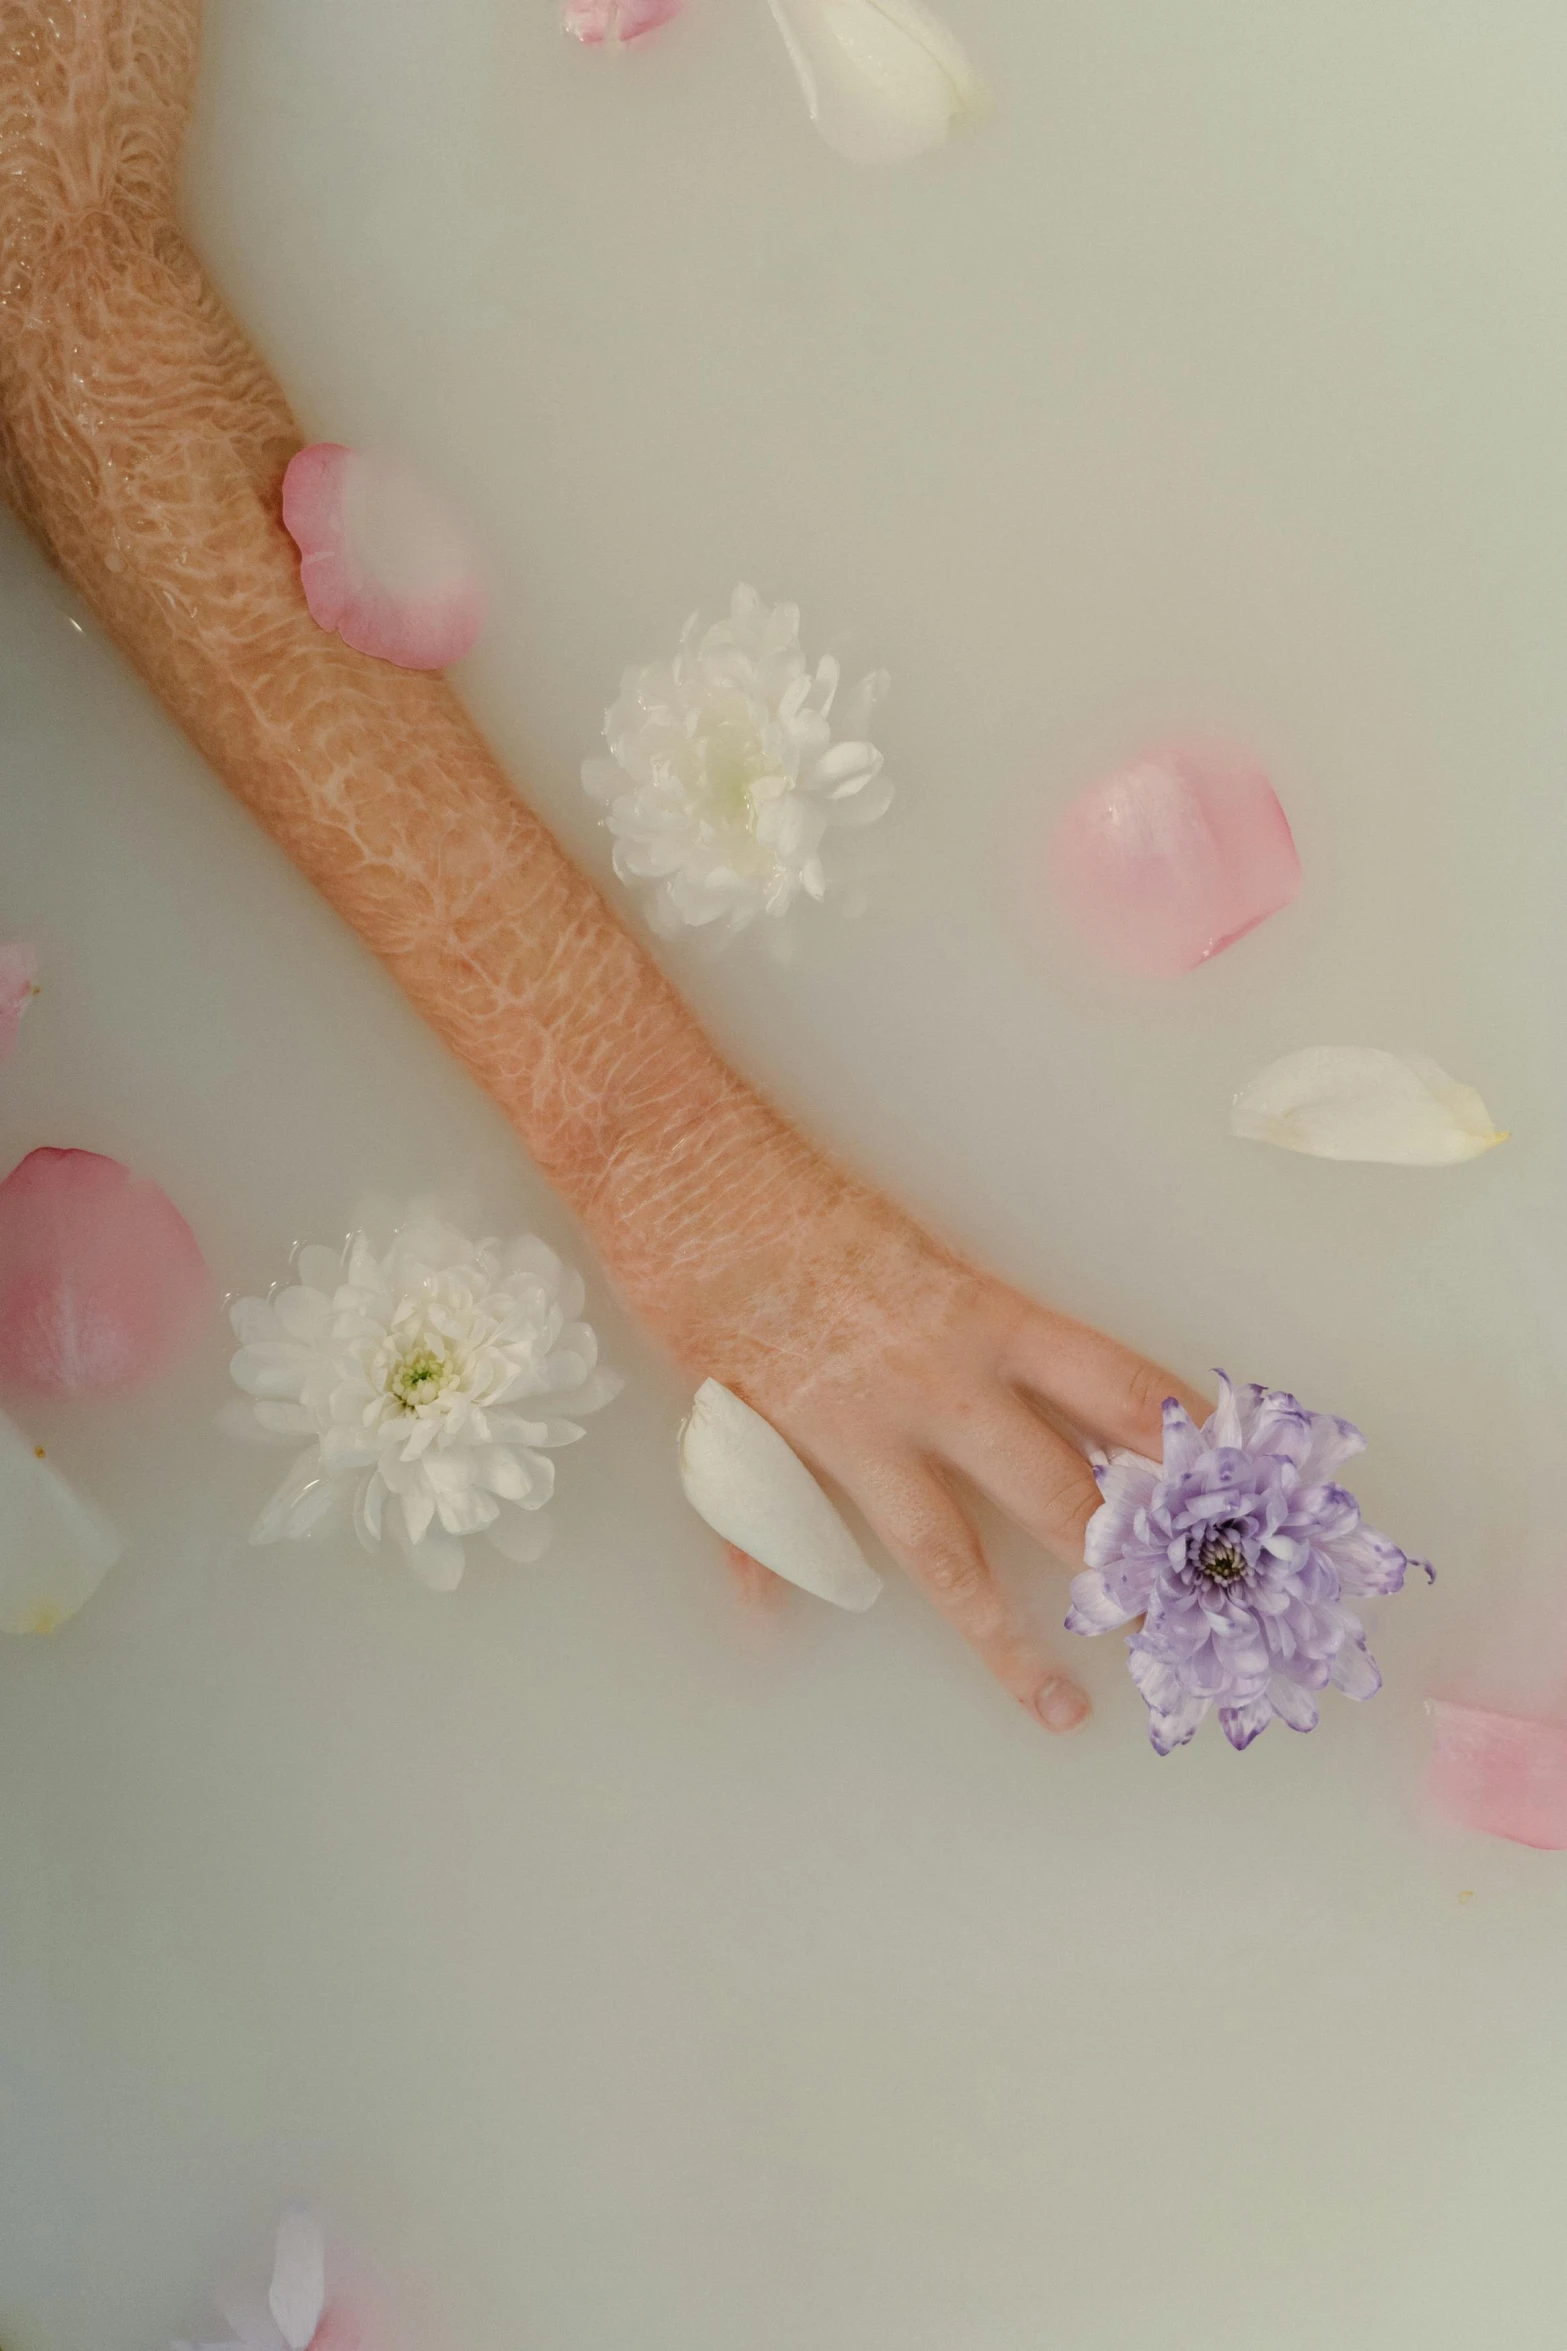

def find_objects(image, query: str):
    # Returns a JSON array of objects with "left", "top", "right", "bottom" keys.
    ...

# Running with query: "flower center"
[
  {"left": 387, "top": 1342, "right": 455, "bottom": 1411},
  {"left": 1194, "top": 1523, "right": 1249, "bottom": 1584},
  {"left": 696, "top": 715, "right": 768, "bottom": 832}
]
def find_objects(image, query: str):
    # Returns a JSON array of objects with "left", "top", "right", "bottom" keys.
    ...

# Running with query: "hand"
[{"left": 597, "top": 1095, "right": 1208, "bottom": 1732}]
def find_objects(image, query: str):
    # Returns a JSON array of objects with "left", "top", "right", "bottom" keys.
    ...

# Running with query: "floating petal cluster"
[
  {"left": 1067, "top": 1375, "right": 1429, "bottom": 1753},
  {"left": 228, "top": 1216, "right": 620, "bottom": 1589},
  {"left": 765, "top": 0, "right": 985, "bottom": 164},
  {"left": 1231, "top": 1046, "right": 1506, "bottom": 1166},
  {"left": 583, "top": 584, "right": 892, "bottom": 943},
  {"left": 175, "top": 2209, "right": 352, "bottom": 2351}
]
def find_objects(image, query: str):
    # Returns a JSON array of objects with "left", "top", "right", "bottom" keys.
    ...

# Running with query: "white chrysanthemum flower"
[
  {"left": 227, "top": 1216, "right": 621, "bottom": 1590},
  {"left": 583, "top": 583, "right": 892, "bottom": 944}
]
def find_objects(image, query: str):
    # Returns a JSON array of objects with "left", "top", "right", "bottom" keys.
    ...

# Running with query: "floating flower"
[
  {"left": 174, "top": 2209, "right": 358, "bottom": 2351},
  {"left": 0, "top": 942, "right": 38, "bottom": 1065},
  {"left": 1067, "top": 1375, "right": 1429, "bottom": 1754},
  {"left": 1427, "top": 1700, "right": 1567, "bottom": 1852},
  {"left": 1048, "top": 744, "right": 1300, "bottom": 979},
  {"left": 0, "top": 1147, "right": 212, "bottom": 1396},
  {"left": 765, "top": 0, "right": 985, "bottom": 164},
  {"left": 583, "top": 584, "right": 891, "bottom": 943},
  {"left": 679, "top": 1379, "right": 883, "bottom": 1611},
  {"left": 227, "top": 1216, "right": 620, "bottom": 1589},
  {"left": 1231, "top": 1047, "right": 1507, "bottom": 1166},
  {"left": 281, "top": 444, "right": 485, "bottom": 672},
  {"left": 0, "top": 1405, "right": 121, "bottom": 1635},
  {"left": 563, "top": 0, "right": 681, "bottom": 41}
]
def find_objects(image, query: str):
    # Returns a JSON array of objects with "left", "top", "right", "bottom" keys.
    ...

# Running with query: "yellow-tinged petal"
[
  {"left": 0, "top": 1407, "right": 121, "bottom": 1634},
  {"left": 1231, "top": 1047, "right": 1507, "bottom": 1166}
]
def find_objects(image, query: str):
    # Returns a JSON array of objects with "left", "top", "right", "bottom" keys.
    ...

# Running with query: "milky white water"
[{"left": 3, "top": 3, "right": 1567, "bottom": 2343}]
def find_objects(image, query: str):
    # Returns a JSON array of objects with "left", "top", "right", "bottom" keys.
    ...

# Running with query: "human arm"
[{"left": 0, "top": 0, "right": 1205, "bottom": 1729}]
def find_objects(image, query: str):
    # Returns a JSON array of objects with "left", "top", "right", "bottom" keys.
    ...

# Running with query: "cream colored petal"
[
  {"left": 268, "top": 2211, "right": 326, "bottom": 2351},
  {"left": 0, "top": 1409, "right": 121, "bottom": 1635},
  {"left": 1231, "top": 1047, "right": 1507, "bottom": 1166},
  {"left": 766, "top": 0, "right": 985, "bottom": 165},
  {"left": 678, "top": 1380, "right": 883, "bottom": 1612}
]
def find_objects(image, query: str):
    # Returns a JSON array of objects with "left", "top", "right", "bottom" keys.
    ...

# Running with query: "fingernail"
[{"left": 1035, "top": 1677, "right": 1091, "bottom": 1734}]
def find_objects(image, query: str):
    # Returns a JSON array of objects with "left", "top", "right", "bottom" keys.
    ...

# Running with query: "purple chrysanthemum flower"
[{"left": 1067, "top": 1374, "right": 1431, "bottom": 1755}]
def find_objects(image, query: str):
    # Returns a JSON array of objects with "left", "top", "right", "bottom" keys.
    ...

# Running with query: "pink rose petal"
[
  {"left": 1427, "top": 1698, "right": 1567, "bottom": 1851},
  {"left": 282, "top": 443, "right": 485, "bottom": 672},
  {"left": 563, "top": 0, "right": 681, "bottom": 42},
  {"left": 0, "top": 1147, "right": 213, "bottom": 1396},
  {"left": 0, "top": 943, "right": 38, "bottom": 1065},
  {"left": 1048, "top": 743, "right": 1301, "bottom": 979}
]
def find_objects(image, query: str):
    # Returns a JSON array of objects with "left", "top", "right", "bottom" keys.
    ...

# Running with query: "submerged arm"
[{"left": 0, "top": 0, "right": 1201, "bottom": 1731}]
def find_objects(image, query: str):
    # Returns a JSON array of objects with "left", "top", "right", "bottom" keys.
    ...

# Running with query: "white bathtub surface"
[{"left": 4, "top": 3, "right": 1567, "bottom": 2343}]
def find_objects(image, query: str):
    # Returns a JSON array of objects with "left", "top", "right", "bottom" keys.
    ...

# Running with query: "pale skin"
[{"left": 0, "top": 0, "right": 1206, "bottom": 1733}]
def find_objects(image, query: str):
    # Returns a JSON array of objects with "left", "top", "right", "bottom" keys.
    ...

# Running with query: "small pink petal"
[
  {"left": 563, "top": 0, "right": 681, "bottom": 42},
  {"left": 1427, "top": 1698, "right": 1567, "bottom": 1851},
  {"left": 0, "top": 1147, "right": 213, "bottom": 1396},
  {"left": 0, "top": 943, "right": 39, "bottom": 1065},
  {"left": 1048, "top": 743, "right": 1300, "bottom": 979},
  {"left": 282, "top": 444, "right": 485, "bottom": 672}
]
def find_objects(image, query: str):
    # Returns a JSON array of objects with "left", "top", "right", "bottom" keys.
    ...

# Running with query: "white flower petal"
[
  {"left": 268, "top": 2211, "right": 326, "bottom": 2351},
  {"left": 766, "top": 0, "right": 984, "bottom": 166},
  {"left": 252, "top": 1401, "right": 318, "bottom": 1437},
  {"left": 294, "top": 1244, "right": 345, "bottom": 1292},
  {"left": 230, "top": 1294, "right": 281, "bottom": 1345},
  {"left": 678, "top": 1380, "right": 883, "bottom": 1612},
  {"left": 0, "top": 1408, "right": 122, "bottom": 1635},
  {"left": 230, "top": 1341, "right": 317, "bottom": 1400},
  {"left": 216, "top": 1396, "right": 294, "bottom": 1447},
  {"left": 1231, "top": 1047, "right": 1507, "bottom": 1166}
]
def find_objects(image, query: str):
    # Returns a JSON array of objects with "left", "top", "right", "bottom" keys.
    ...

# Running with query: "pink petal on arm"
[
  {"left": 281, "top": 444, "right": 485, "bottom": 672},
  {"left": 563, "top": 0, "right": 682, "bottom": 42},
  {"left": 1048, "top": 744, "right": 1300, "bottom": 979},
  {"left": 0, "top": 943, "right": 38, "bottom": 1064},
  {"left": 1427, "top": 1699, "right": 1567, "bottom": 1851},
  {"left": 0, "top": 1147, "right": 213, "bottom": 1396}
]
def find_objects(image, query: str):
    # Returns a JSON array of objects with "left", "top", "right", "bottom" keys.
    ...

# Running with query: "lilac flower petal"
[
  {"left": 1220, "top": 1694, "right": 1274, "bottom": 1749},
  {"left": 1299, "top": 1412, "right": 1366, "bottom": 1481},
  {"left": 1329, "top": 1526, "right": 1411, "bottom": 1596},
  {"left": 1065, "top": 1567, "right": 1136, "bottom": 1632},
  {"left": 1066, "top": 1368, "right": 1424, "bottom": 1750},
  {"left": 1330, "top": 1640, "right": 1383, "bottom": 1701},
  {"left": 1157, "top": 1398, "right": 1206, "bottom": 1478},
  {"left": 1268, "top": 1677, "right": 1320, "bottom": 1733},
  {"left": 1148, "top": 1693, "right": 1210, "bottom": 1754}
]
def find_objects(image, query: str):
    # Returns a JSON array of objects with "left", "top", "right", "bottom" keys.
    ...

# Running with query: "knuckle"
[{"left": 921, "top": 1543, "right": 995, "bottom": 1624}]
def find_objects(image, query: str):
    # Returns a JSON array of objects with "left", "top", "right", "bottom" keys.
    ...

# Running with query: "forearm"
[{"left": 0, "top": 51, "right": 833, "bottom": 1353}]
